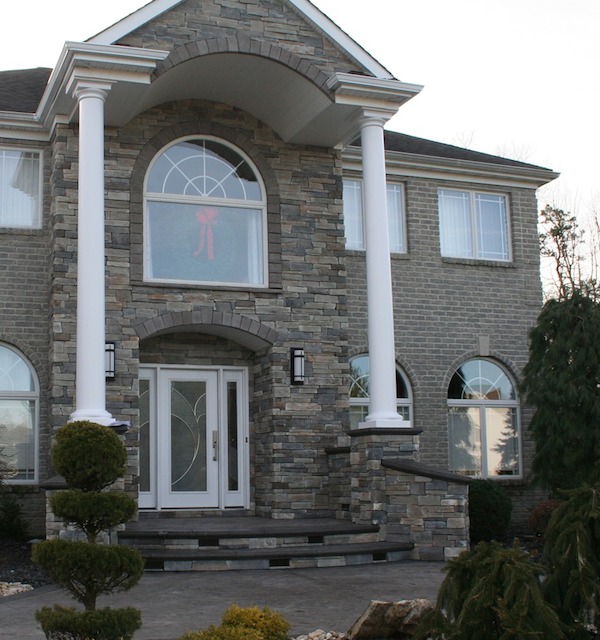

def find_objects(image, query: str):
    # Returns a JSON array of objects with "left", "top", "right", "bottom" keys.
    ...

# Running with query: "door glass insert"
[
  {"left": 170, "top": 380, "right": 207, "bottom": 493},
  {"left": 226, "top": 380, "right": 239, "bottom": 492},
  {"left": 139, "top": 379, "right": 150, "bottom": 492}
]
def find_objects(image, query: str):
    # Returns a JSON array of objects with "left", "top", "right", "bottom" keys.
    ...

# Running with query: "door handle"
[{"left": 212, "top": 430, "right": 218, "bottom": 461}]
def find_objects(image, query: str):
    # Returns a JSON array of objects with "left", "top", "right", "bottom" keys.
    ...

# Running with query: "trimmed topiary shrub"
[
  {"left": 35, "top": 605, "right": 141, "bottom": 640},
  {"left": 468, "top": 479, "right": 512, "bottom": 544},
  {"left": 51, "top": 421, "right": 127, "bottom": 492},
  {"left": 33, "top": 540, "right": 144, "bottom": 611},
  {"left": 50, "top": 490, "right": 136, "bottom": 543},
  {"left": 34, "top": 421, "right": 143, "bottom": 640},
  {"left": 178, "top": 605, "right": 290, "bottom": 640}
]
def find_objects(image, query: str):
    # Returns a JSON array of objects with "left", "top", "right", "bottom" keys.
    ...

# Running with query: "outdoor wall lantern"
[
  {"left": 105, "top": 342, "right": 116, "bottom": 380},
  {"left": 290, "top": 347, "right": 305, "bottom": 385}
]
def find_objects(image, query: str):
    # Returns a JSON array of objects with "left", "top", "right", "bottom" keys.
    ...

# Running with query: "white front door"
[{"left": 139, "top": 366, "right": 249, "bottom": 510}]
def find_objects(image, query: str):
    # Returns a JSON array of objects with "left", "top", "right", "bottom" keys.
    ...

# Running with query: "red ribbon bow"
[{"left": 194, "top": 207, "right": 218, "bottom": 260}]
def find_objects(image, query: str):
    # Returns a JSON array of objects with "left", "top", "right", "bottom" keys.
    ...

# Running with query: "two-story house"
[{"left": 0, "top": 0, "right": 556, "bottom": 565}]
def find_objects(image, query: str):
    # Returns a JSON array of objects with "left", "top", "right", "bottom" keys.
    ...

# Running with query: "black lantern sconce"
[
  {"left": 105, "top": 342, "right": 116, "bottom": 381},
  {"left": 290, "top": 347, "right": 305, "bottom": 385}
]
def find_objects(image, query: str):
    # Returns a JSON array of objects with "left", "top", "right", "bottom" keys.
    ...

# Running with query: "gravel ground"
[{"left": 0, "top": 540, "right": 51, "bottom": 589}]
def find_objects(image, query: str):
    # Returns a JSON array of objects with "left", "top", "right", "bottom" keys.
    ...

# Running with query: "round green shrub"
[
  {"left": 221, "top": 605, "right": 289, "bottom": 640},
  {"left": 36, "top": 605, "right": 141, "bottom": 640},
  {"left": 33, "top": 540, "right": 144, "bottom": 611},
  {"left": 50, "top": 490, "right": 136, "bottom": 542},
  {"left": 468, "top": 479, "right": 512, "bottom": 544},
  {"left": 52, "top": 421, "right": 127, "bottom": 491},
  {"left": 179, "top": 625, "right": 265, "bottom": 640}
]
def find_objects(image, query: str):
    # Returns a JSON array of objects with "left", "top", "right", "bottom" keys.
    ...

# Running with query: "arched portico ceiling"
[
  {"left": 139, "top": 52, "right": 334, "bottom": 145},
  {"left": 36, "top": 41, "right": 421, "bottom": 148}
]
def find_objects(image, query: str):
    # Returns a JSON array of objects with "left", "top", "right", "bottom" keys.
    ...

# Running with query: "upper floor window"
[
  {"left": 438, "top": 189, "right": 510, "bottom": 261},
  {"left": 349, "top": 355, "right": 412, "bottom": 429},
  {"left": 0, "top": 148, "right": 42, "bottom": 229},
  {"left": 144, "top": 137, "right": 267, "bottom": 287},
  {"left": 0, "top": 344, "right": 39, "bottom": 483},
  {"left": 447, "top": 358, "right": 520, "bottom": 478},
  {"left": 343, "top": 179, "right": 406, "bottom": 253}
]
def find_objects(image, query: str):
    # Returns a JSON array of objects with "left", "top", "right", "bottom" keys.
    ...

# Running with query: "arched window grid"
[
  {"left": 143, "top": 136, "right": 268, "bottom": 288},
  {"left": 0, "top": 343, "right": 39, "bottom": 483},
  {"left": 349, "top": 354, "right": 413, "bottom": 428},
  {"left": 447, "top": 358, "right": 521, "bottom": 479}
]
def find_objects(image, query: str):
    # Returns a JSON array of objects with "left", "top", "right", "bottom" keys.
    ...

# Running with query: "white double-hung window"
[
  {"left": 438, "top": 189, "right": 510, "bottom": 261},
  {"left": 343, "top": 179, "right": 406, "bottom": 253},
  {"left": 0, "top": 148, "right": 42, "bottom": 229}
]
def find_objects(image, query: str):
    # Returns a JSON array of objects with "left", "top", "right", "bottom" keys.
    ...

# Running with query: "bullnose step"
[{"left": 117, "top": 516, "right": 414, "bottom": 571}]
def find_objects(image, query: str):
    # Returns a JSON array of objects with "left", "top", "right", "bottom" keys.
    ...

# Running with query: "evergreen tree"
[
  {"left": 520, "top": 290, "right": 600, "bottom": 491},
  {"left": 543, "top": 484, "right": 600, "bottom": 637},
  {"left": 414, "top": 541, "right": 566, "bottom": 640}
]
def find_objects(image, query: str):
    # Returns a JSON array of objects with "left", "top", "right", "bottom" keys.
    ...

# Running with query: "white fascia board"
[
  {"left": 342, "top": 147, "right": 560, "bottom": 189},
  {"left": 287, "top": 0, "right": 397, "bottom": 79},
  {"left": 88, "top": 0, "right": 186, "bottom": 45},
  {"left": 0, "top": 113, "right": 49, "bottom": 142},
  {"left": 37, "top": 42, "right": 169, "bottom": 129},
  {"left": 329, "top": 73, "right": 423, "bottom": 105}
]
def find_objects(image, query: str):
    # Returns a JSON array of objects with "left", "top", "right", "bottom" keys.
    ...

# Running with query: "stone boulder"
[{"left": 346, "top": 599, "right": 434, "bottom": 639}]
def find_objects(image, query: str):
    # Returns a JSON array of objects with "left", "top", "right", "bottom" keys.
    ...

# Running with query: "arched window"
[
  {"left": 0, "top": 344, "right": 39, "bottom": 482},
  {"left": 144, "top": 137, "right": 267, "bottom": 287},
  {"left": 349, "top": 355, "right": 412, "bottom": 429},
  {"left": 447, "top": 358, "right": 520, "bottom": 478}
]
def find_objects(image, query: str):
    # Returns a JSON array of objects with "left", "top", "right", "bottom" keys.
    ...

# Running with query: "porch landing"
[{"left": 118, "top": 515, "right": 414, "bottom": 571}]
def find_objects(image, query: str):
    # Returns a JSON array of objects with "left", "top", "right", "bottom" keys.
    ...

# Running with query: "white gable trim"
[
  {"left": 88, "top": 0, "right": 395, "bottom": 80},
  {"left": 286, "top": 0, "right": 394, "bottom": 79},
  {"left": 88, "top": 0, "right": 186, "bottom": 45}
]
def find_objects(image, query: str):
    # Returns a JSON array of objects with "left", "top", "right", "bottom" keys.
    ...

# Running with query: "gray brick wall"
[
  {"left": 346, "top": 175, "right": 545, "bottom": 529},
  {"left": 0, "top": 139, "right": 52, "bottom": 536}
]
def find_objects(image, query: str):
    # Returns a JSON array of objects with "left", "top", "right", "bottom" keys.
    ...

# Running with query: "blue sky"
[{"left": 1, "top": 0, "right": 598, "bottom": 215}]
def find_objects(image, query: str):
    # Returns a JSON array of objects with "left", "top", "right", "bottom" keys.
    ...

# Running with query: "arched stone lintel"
[
  {"left": 156, "top": 36, "right": 331, "bottom": 92},
  {"left": 135, "top": 309, "right": 278, "bottom": 352}
]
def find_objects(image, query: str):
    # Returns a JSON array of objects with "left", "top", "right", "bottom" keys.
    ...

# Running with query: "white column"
[
  {"left": 360, "top": 114, "right": 405, "bottom": 427},
  {"left": 69, "top": 81, "right": 113, "bottom": 425}
]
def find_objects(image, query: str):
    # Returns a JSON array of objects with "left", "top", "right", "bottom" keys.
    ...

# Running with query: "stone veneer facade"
[{"left": 0, "top": 0, "right": 553, "bottom": 546}]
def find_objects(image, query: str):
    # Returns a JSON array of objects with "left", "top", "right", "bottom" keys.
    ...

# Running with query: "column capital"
[
  {"left": 67, "top": 76, "right": 114, "bottom": 103},
  {"left": 359, "top": 108, "right": 394, "bottom": 129}
]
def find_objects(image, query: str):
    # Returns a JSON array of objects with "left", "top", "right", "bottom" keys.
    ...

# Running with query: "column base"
[
  {"left": 359, "top": 417, "right": 409, "bottom": 429},
  {"left": 69, "top": 409, "right": 114, "bottom": 426}
]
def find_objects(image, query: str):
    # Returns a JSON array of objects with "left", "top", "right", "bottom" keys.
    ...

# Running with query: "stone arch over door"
[{"left": 135, "top": 309, "right": 278, "bottom": 351}]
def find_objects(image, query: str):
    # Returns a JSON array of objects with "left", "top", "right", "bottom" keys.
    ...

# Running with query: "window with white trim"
[
  {"left": 438, "top": 189, "right": 510, "bottom": 261},
  {"left": 343, "top": 179, "right": 406, "bottom": 253},
  {"left": 447, "top": 358, "right": 520, "bottom": 478},
  {"left": 0, "top": 148, "right": 42, "bottom": 228},
  {"left": 349, "top": 355, "right": 412, "bottom": 429},
  {"left": 0, "top": 344, "right": 39, "bottom": 483},
  {"left": 144, "top": 138, "right": 267, "bottom": 287}
]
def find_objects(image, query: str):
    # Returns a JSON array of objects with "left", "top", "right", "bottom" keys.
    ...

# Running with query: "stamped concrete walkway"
[{"left": 0, "top": 561, "right": 446, "bottom": 640}]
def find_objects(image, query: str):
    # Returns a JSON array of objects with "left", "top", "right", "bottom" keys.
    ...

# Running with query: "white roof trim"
[
  {"left": 287, "top": 0, "right": 395, "bottom": 79},
  {"left": 88, "top": 0, "right": 186, "bottom": 45},
  {"left": 88, "top": 0, "right": 397, "bottom": 80}
]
